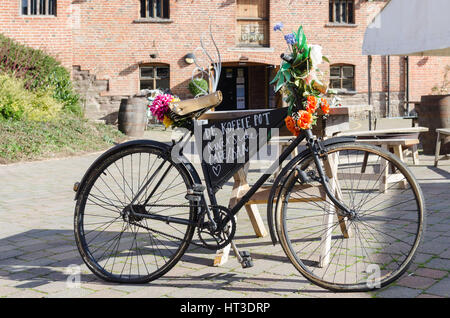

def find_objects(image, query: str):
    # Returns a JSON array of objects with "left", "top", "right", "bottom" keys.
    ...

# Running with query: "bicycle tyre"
[
  {"left": 74, "top": 144, "right": 197, "bottom": 284},
  {"left": 277, "top": 142, "right": 425, "bottom": 292}
]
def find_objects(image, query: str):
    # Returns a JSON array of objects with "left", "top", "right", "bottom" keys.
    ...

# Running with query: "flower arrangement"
[
  {"left": 271, "top": 23, "right": 333, "bottom": 135},
  {"left": 148, "top": 94, "right": 181, "bottom": 128}
]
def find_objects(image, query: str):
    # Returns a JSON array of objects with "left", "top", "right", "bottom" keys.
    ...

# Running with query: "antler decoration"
[{"left": 190, "top": 20, "right": 222, "bottom": 97}]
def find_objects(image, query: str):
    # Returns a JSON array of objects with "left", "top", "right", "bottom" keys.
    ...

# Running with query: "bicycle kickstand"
[{"left": 230, "top": 241, "right": 254, "bottom": 269}]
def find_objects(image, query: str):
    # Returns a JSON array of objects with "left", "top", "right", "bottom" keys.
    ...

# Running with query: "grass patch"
[{"left": 0, "top": 115, "right": 126, "bottom": 164}]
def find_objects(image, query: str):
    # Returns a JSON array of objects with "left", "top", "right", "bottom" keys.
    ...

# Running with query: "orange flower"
[
  {"left": 306, "top": 95, "right": 318, "bottom": 113},
  {"left": 285, "top": 115, "right": 300, "bottom": 136},
  {"left": 285, "top": 116, "right": 296, "bottom": 132},
  {"left": 297, "top": 110, "right": 313, "bottom": 130},
  {"left": 320, "top": 98, "right": 330, "bottom": 114}
]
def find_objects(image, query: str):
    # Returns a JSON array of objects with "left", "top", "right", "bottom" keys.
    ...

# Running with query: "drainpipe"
[
  {"left": 368, "top": 55, "right": 372, "bottom": 130},
  {"left": 387, "top": 55, "right": 391, "bottom": 117},
  {"left": 405, "top": 56, "right": 410, "bottom": 115}
]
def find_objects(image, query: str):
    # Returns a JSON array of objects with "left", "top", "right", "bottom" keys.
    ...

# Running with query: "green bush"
[
  {"left": 0, "top": 73, "right": 63, "bottom": 121},
  {"left": 0, "top": 33, "right": 81, "bottom": 116},
  {"left": 188, "top": 78, "right": 209, "bottom": 97}
]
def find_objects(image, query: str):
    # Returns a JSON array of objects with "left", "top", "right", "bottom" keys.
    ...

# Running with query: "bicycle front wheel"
[
  {"left": 74, "top": 144, "right": 197, "bottom": 284},
  {"left": 277, "top": 142, "right": 425, "bottom": 292}
]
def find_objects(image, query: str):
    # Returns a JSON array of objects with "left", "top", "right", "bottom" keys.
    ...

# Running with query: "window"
[
  {"left": 329, "top": 0, "right": 354, "bottom": 24},
  {"left": 140, "top": 65, "right": 170, "bottom": 91},
  {"left": 329, "top": 65, "right": 355, "bottom": 91},
  {"left": 21, "top": 0, "right": 56, "bottom": 16},
  {"left": 140, "top": 0, "right": 169, "bottom": 19},
  {"left": 236, "top": 0, "right": 269, "bottom": 47}
]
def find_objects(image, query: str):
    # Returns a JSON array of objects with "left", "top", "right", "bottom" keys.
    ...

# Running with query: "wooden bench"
[
  {"left": 435, "top": 128, "right": 450, "bottom": 167},
  {"left": 356, "top": 139, "right": 418, "bottom": 192},
  {"left": 357, "top": 138, "right": 420, "bottom": 163},
  {"left": 338, "top": 127, "right": 429, "bottom": 165}
]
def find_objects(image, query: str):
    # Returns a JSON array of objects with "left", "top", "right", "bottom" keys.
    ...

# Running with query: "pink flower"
[{"left": 149, "top": 94, "right": 173, "bottom": 121}]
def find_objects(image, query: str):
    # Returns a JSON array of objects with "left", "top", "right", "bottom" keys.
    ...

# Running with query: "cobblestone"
[{"left": 0, "top": 132, "right": 448, "bottom": 298}]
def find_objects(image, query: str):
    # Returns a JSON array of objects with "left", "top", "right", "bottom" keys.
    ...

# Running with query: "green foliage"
[
  {"left": 0, "top": 33, "right": 81, "bottom": 116},
  {"left": 0, "top": 114, "right": 125, "bottom": 164},
  {"left": 188, "top": 78, "right": 209, "bottom": 97},
  {"left": 0, "top": 73, "right": 63, "bottom": 121},
  {"left": 270, "top": 25, "right": 330, "bottom": 115}
]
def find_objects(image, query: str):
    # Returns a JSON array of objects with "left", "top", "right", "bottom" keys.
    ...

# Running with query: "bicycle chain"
[
  {"left": 196, "top": 205, "right": 236, "bottom": 250},
  {"left": 129, "top": 221, "right": 206, "bottom": 248}
]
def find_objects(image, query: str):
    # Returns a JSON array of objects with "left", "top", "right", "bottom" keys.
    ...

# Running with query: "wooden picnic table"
[
  {"left": 338, "top": 126, "right": 429, "bottom": 165},
  {"left": 199, "top": 105, "right": 372, "bottom": 266}
]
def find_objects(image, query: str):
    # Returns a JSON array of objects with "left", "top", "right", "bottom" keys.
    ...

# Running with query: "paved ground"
[{"left": 0, "top": 127, "right": 449, "bottom": 298}]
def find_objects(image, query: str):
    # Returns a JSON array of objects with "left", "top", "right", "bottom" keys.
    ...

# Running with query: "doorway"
[{"left": 216, "top": 67, "right": 249, "bottom": 111}]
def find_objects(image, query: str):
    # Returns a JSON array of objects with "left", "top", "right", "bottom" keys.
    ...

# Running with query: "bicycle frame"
[
  {"left": 130, "top": 127, "right": 353, "bottom": 228},
  {"left": 210, "top": 129, "right": 353, "bottom": 224}
]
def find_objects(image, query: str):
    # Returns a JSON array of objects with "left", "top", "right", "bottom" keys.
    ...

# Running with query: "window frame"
[
  {"left": 329, "top": 0, "right": 355, "bottom": 25},
  {"left": 139, "top": 64, "right": 170, "bottom": 91},
  {"left": 21, "top": 0, "right": 57, "bottom": 17},
  {"left": 236, "top": 0, "right": 270, "bottom": 48},
  {"left": 329, "top": 64, "right": 356, "bottom": 92},
  {"left": 140, "top": 0, "right": 170, "bottom": 20}
]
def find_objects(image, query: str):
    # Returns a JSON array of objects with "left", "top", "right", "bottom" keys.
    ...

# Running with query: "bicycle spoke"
[
  {"left": 76, "top": 147, "right": 194, "bottom": 283},
  {"left": 280, "top": 144, "right": 423, "bottom": 290}
]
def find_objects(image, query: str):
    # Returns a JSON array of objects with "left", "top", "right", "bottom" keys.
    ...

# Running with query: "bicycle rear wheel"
[
  {"left": 74, "top": 145, "right": 197, "bottom": 283},
  {"left": 277, "top": 142, "right": 425, "bottom": 292}
]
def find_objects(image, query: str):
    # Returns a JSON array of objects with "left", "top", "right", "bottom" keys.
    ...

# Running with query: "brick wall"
[
  {"left": 1, "top": 0, "right": 449, "bottom": 120},
  {"left": 0, "top": 0, "right": 73, "bottom": 69}
]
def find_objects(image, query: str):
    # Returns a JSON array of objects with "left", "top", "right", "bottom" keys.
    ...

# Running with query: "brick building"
[{"left": 1, "top": 0, "right": 449, "bottom": 121}]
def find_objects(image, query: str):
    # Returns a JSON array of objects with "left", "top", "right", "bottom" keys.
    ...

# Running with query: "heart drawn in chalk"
[{"left": 212, "top": 164, "right": 221, "bottom": 177}]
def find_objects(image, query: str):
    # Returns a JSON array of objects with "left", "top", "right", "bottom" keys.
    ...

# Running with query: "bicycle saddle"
[{"left": 169, "top": 91, "right": 223, "bottom": 120}]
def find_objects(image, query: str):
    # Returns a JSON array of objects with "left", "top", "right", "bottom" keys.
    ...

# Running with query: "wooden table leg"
[
  {"left": 232, "top": 166, "right": 267, "bottom": 238},
  {"left": 379, "top": 145, "right": 389, "bottom": 193},
  {"left": 393, "top": 145, "right": 404, "bottom": 162},
  {"left": 412, "top": 144, "right": 420, "bottom": 165},
  {"left": 319, "top": 153, "right": 350, "bottom": 268},
  {"left": 361, "top": 152, "right": 369, "bottom": 173},
  {"left": 213, "top": 164, "right": 268, "bottom": 267},
  {"left": 435, "top": 131, "right": 442, "bottom": 167},
  {"left": 392, "top": 145, "right": 408, "bottom": 188}
]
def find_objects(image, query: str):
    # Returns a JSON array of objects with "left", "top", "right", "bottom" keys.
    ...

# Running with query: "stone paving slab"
[{"left": 0, "top": 129, "right": 449, "bottom": 298}]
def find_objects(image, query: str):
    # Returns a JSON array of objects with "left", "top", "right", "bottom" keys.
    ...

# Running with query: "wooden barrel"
[
  {"left": 417, "top": 94, "right": 450, "bottom": 154},
  {"left": 118, "top": 97, "right": 148, "bottom": 137}
]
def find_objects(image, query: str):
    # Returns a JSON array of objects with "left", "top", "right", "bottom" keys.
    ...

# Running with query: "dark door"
[{"left": 216, "top": 67, "right": 248, "bottom": 111}]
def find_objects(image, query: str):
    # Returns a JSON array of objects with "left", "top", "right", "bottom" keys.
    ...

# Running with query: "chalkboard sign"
[{"left": 196, "top": 107, "right": 288, "bottom": 192}]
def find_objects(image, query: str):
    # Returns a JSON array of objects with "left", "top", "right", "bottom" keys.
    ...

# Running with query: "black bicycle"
[{"left": 73, "top": 92, "right": 425, "bottom": 292}]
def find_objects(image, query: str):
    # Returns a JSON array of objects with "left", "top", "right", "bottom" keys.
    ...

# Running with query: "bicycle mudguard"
[
  {"left": 73, "top": 139, "right": 202, "bottom": 201},
  {"left": 266, "top": 136, "right": 356, "bottom": 245}
]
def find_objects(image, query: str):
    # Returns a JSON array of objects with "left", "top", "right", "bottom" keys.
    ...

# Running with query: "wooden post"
[
  {"left": 412, "top": 144, "right": 420, "bottom": 165},
  {"left": 379, "top": 145, "right": 389, "bottom": 193},
  {"left": 435, "top": 130, "right": 442, "bottom": 167},
  {"left": 392, "top": 145, "right": 408, "bottom": 188}
]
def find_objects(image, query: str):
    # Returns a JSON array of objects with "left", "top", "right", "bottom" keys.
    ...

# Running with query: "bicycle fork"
[{"left": 304, "top": 130, "right": 357, "bottom": 220}]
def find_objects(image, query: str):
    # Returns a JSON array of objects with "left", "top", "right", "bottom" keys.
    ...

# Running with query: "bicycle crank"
[{"left": 197, "top": 205, "right": 236, "bottom": 250}]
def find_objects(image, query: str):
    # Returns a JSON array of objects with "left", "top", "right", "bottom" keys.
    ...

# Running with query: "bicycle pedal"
[{"left": 241, "top": 259, "right": 254, "bottom": 269}]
